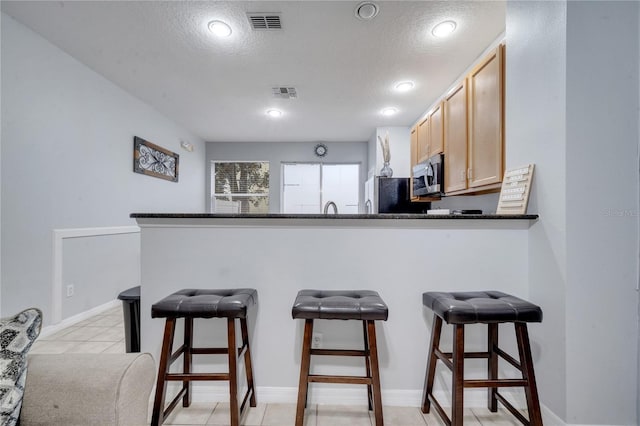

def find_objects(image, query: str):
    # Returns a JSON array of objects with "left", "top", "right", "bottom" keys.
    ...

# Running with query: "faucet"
[
  {"left": 365, "top": 199, "right": 372, "bottom": 214},
  {"left": 323, "top": 201, "right": 338, "bottom": 214}
]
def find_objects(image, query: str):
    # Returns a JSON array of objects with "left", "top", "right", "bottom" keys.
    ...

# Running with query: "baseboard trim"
[
  {"left": 188, "top": 385, "right": 526, "bottom": 408},
  {"left": 171, "top": 385, "right": 567, "bottom": 423},
  {"left": 39, "top": 299, "right": 120, "bottom": 338}
]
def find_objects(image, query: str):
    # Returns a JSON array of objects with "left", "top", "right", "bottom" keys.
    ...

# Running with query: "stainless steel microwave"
[{"left": 412, "top": 153, "right": 443, "bottom": 197}]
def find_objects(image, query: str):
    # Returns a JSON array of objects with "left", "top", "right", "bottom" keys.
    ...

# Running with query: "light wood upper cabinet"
[
  {"left": 467, "top": 45, "right": 504, "bottom": 188},
  {"left": 410, "top": 126, "right": 418, "bottom": 200},
  {"left": 410, "top": 125, "right": 418, "bottom": 168},
  {"left": 428, "top": 102, "right": 444, "bottom": 157},
  {"left": 444, "top": 81, "right": 468, "bottom": 193},
  {"left": 410, "top": 43, "right": 505, "bottom": 199},
  {"left": 417, "top": 117, "right": 430, "bottom": 163}
]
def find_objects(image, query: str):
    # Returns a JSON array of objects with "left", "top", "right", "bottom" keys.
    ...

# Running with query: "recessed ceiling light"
[
  {"left": 266, "top": 109, "right": 283, "bottom": 118},
  {"left": 381, "top": 107, "right": 398, "bottom": 116},
  {"left": 355, "top": 2, "right": 379, "bottom": 20},
  {"left": 394, "top": 81, "right": 415, "bottom": 92},
  {"left": 432, "top": 20, "right": 457, "bottom": 38},
  {"left": 208, "top": 20, "right": 232, "bottom": 37}
]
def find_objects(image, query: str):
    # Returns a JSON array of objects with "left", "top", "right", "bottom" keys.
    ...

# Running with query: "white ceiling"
[{"left": 1, "top": 1, "right": 505, "bottom": 143}]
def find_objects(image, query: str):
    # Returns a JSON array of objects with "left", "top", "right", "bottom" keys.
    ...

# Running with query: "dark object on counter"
[
  {"left": 376, "top": 177, "right": 429, "bottom": 213},
  {"left": 292, "top": 290, "right": 388, "bottom": 426},
  {"left": 421, "top": 291, "right": 543, "bottom": 426},
  {"left": 150, "top": 288, "right": 258, "bottom": 426},
  {"left": 451, "top": 209, "right": 483, "bottom": 215},
  {"left": 117, "top": 285, "right": 140, "bottom": 353}
]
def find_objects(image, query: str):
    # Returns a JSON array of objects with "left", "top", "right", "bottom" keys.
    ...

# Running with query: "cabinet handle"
[{"left": 468, "top": 168, "right": 473, "bottom": 180}]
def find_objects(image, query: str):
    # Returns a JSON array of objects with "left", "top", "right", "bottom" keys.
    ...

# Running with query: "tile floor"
[{"left": 31, "top": 307, "right": 524, "bottom": 425}]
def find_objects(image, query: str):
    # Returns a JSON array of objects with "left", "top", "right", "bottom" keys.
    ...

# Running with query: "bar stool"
[
  {"left": 421, "top": 291, "right": 543, "bottom": 426},
  {"left": 291, "top": 289, "right": 389, "bottom": 426},
  {"left": 150, "top": 288, "right": 257, "bottom": 426}
]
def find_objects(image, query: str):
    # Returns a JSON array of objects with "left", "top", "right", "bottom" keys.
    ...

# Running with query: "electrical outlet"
[
  {"left": 312, "top": 333, "right": 322, "bottom": 349},
  {"left": 66, "top": 284, "right": 74, "bottom": 298}
]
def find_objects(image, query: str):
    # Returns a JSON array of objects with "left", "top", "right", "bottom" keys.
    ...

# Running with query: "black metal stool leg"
[
  {"left": 295, "top": 319, "right": 313, "bottom": 426},
  {"left": 515, "top": 323, "right": 543, "bottom": 426},
  {"left": 151, "top": 318, "right": 176, "bottom": 426},
  {"left": 421, "top": 314, "right": 442, "bottom": 413},
  {"left": 488, "top": 323, "right": 498, "bottom": 412}
]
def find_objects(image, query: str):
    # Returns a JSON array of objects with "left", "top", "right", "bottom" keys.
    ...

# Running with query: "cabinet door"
[
  {"left": 468, "top": 45, "right": 504, "bottom": 188},
  {"left": 410, "top": 126, "right": 418, "bottom": 168},
  {"left": 410, "top": 126, "right": 418, "bottom": 200},
  {"left": 429, "top": 102, "right": 444, "bottom": 156},
  {"left": 444, "top": 81, "right": 468, "bottom": 193},
  {"left": 417, "top": 117, "right": 430, "bottom": 163}
]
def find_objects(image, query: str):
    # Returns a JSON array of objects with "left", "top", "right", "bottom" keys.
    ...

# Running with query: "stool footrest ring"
[
  {"left": 308, "top": 374, "right": 372, "bottom": 385},
  {"left": 240, "top": 387, "right": 254, "bottom": 413},
  {"left": 427, "top": 394, "right": 451, "bottom": 426},
  {"left": 494, "top": 347, "right": 521, "bottom": 370},
  {"left": 495, "top": 392, "right": 528, "bottom": 424},
  {"left": 166, "top": 373, "right": 230, "bottom": 381},
  {"left": 310, "top": 349, "right": 368, "bottom": 356},
  {"left": 170, "top": 344, "right": 188, "bottom": 364},
  {"left": 440, "top": 351, "right": 490, "bottom": 359},
  {"left": 434, "top": 348, "right": 454, "bottom": 370},
  {"left": 464, "top": 379, "right": 528, "bottom": 388},
  {"left": 163, "top": 388, "right": 187, "bottom": 420}
]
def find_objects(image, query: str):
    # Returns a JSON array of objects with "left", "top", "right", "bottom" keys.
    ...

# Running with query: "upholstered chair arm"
[{"left": 21, "top": 353, "right": 155, "bottom": 426}]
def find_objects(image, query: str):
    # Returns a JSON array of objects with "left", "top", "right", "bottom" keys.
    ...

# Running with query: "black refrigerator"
[{"left": 372, "top": 177, "right": 430, "bottom": 214}]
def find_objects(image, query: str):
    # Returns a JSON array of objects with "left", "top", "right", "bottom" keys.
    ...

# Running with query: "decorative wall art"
[{"left": 133, "top": 136, "right": 179, "bottom": 182}]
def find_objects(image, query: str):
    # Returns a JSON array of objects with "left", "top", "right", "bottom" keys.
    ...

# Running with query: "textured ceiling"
[{"left": 1, "top": 1, "right": 505, "bottom": 143}]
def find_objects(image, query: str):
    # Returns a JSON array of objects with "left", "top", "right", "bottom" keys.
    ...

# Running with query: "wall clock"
[{"left": 314, "top": 143, "right": 328, "bottom": 158}]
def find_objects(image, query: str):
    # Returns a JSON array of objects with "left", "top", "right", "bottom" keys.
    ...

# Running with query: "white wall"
[
  {"left": 1, "top": 13, "right": 206, "bottom": 325},
  {"left": 138, "top": 218, "right": 531, "bottom": 407},
  {"left": 564, "top": 2, "right": 638, "bottom": 424},
  {"left": 60, "top": 231, "right": 139, "bottom": 320},
  {"left": 507, "top": 1, "right": 639, "bottom": 424},
  {"left": 506, "top": 0, "right": 568, "bottom": 419}
]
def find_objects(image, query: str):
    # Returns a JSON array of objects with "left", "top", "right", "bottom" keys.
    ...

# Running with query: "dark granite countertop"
[{"left": 130, "top": 213, "right": 538, "bottom": 220}]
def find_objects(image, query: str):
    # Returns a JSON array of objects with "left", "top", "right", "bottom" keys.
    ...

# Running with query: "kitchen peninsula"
[{"left": 132, "top": 213, "right": 537, "bottom": 406}]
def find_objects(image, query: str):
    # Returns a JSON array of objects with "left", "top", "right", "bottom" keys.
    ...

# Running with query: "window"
[
  {"left": 211, "top": 161, "right": 269, "bottom": 213},
  {"left": 282, "top": 163, "right": 359, "bottom": 214}
]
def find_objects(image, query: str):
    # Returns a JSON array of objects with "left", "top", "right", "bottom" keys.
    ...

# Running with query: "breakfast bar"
[{"left": 132, "top": 213, "right": 537, "bottom": 407}]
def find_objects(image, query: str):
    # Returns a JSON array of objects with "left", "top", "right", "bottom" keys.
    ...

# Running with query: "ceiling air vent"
[
  {"left": 272, "top": 87, "right": 297, "bottom": 99},
  {"left": 248, "top": 13, "right": 282, "bottom": 30}
]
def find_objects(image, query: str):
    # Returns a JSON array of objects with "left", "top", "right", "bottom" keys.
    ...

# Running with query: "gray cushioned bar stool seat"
[
  {"left": 151, "top": 288, "right": 257, "bottom": 318},
  {"left": 150, "top": 289, "right": 257, "bottom": 426},
  {"left": 421, "top": 290, "right": 543, "bottom": 426},
  {"left": 292, "top": 290, "right": 388, "bottom": 426}
]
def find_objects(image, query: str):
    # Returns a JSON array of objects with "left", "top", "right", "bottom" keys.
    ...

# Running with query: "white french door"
[{"left": 282, "top": 163, "right": 359, "bottom": 214}]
